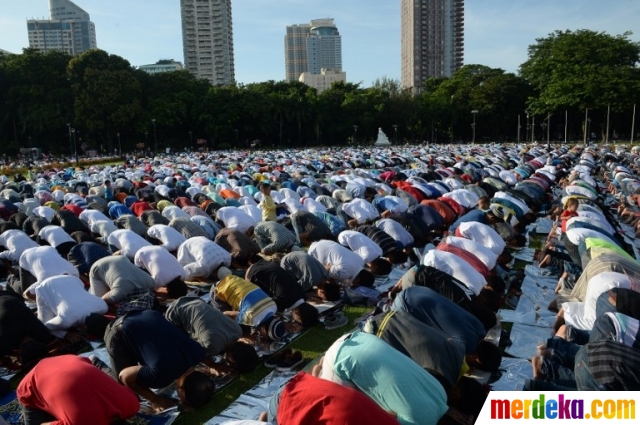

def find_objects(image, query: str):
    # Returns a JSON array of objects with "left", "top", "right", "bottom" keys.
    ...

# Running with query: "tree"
[
  {"left": 68, "top": 50, "right": 145, "bottom": 152},
  {"left": 520, "top": 30, "right": 640, "bottom": 114}
]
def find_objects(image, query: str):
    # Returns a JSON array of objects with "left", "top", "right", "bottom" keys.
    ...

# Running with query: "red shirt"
[
  {"left": 421, "top": 199, "right": 457, "bottom": 225},
  {"left": 130, "top": 201, "right": 154, "bottom": 217},
  {"left": 438, "top": 196, "right": 466, "bottom": 217},
  {"left": 60, "top": 204, "right": 83, "bottom": 217},
  {"left": 277, "top": 372, "right": 400, "bottom": 425},
  {"left": 17, "top": 355, "right": 139, "bottom": 425},
  {"left": 561, "top": 210, "right": 579, "bottom": 233}
]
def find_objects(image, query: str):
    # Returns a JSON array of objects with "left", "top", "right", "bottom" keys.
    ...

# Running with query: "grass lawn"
[{"left": 177, "top": 306, "right": 371, "bottom": 424}]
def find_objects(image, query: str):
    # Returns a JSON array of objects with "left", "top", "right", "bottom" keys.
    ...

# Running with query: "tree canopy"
[
  {"left": 520, "top": 29, "right": 640, "bottom": 113},
  {"left": 1, "top": 28, "right": 639, "bottom": 156}
]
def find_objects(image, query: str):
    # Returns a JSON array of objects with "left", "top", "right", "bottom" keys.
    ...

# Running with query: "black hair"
[
  {"left": 467, "top": 304, "right": 497, "bottom": 330},
  {"left": 513, "top": 234, "right": 527, "bottom": 247},
  {"left": 182, "top": 371, "right": 215, "bottom": 408},
  {"left": 19, "top": 340, "right": 48, "bottom": 370},
  {"left": 293, "top": 302, "right": 319, "bottom": 328},
  {"left": 84, "top": 313, "right": 111, "bottom": 340},
  {"left": 485, "top": 275, "right": 505, "bottom": 294},
  {"left": 476, "top": 340, "right": 502, "bottom": 372},
  {"left": 368, "top": 258, "right": 392, "bottom": 276},
  {"left": 448, "top": 377, "right": 489, "bottom": 416},
  {"left": 225, "top": 340, "right": 258, "bottom": 374},
  {"left": 319, "top": 281, "right": 341, "bottom": 301},
  {"left": 259, "top": 182, "right": 271, "bottom": 190},
  {"left": 476, "top": 288, "right": 502, "bottom": 313},
  {"left": 353, "top": 269, "right": 375, "bottom": 287},
  {"left": 386, "top": 250, "right": 408, "bottom": 265},
  {"left": 166, "top": 277, "right": 188, "bottom": 299}
]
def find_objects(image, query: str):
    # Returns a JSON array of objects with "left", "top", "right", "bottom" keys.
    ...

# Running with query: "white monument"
[{"left": 374, "top": 128, "right": 391, "bottom": 146}]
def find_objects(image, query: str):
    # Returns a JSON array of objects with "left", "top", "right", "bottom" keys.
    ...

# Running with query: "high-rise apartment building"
[
  {"left": 401, "top": 0, "right": 464, "bottom": 94},
  {"left": 27, "top": 0, "right": 97, "bottom": 56},
  {"left": 180, "top": 0, "right": 235, "bottom": 86},
  {"left": 285, "top": 18, "right": 342, "bottom": 83}
]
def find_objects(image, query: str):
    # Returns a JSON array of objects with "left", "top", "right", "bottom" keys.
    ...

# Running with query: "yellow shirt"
[{"left": 259, "top": 195, "right": 277, "bottom": 221}]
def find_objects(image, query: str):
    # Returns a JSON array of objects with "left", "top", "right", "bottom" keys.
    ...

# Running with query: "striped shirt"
[
  {"left": 169, "top": 217, "right": 208, "bottom": 240},
  {"left": 215, "top": 275, "right": 277, "bottom": 328}
]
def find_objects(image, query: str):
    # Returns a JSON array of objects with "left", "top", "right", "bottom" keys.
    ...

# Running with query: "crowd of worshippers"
[
  {"left": 0, "top": 144, "right": 633, "bottom": 424},
  {"left": 523, "top": 147, "right": 640, "bottom": 393}
]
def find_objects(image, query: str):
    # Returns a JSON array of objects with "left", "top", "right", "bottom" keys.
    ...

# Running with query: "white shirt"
[
  {"left": 442, "top": 235, "right": 498, "bottom": 270},
  {"left": 563, "top": 272, "right": 638, "bottom": 331},
  {"left": 31, "top": 275, "right": 108, "bottom": 338},
  {"left": 302, "top": 198, "right": 327, "bottom": 213},
  {"left": 20, "top": 246, "right": 79, "bottom": 284},
  {"left": 176, "top": 237, "right": 231, "bottom": 279},
  {"left": 38, "top": 225, "right": 74, "bottom": 248},
  {"left": 337, "top": 230, "right": 383, "bottom": 263},
  {"left": 32, "top": 206, "right": 56, "bottom": 222},
  {"left": 106, "top": 229, "right": 151, "bottom": 259},
  {"left": 20, "top": 198, "right": 40, "bottom": 216},
  {"left": 308, "top": 240, "right": 364, "bottom": 282},
  {"left": 456, "top": 222, "right": 506, "bottom": 255},
  {"left": 134, "top": 246, "right": 186, "bottom": 287},
  {"left": 162, "top": 205, "right": 191, "bottom": 221},
  {"left": 91, "top": 221, "right": 118, "bottom": 242},
  {"left": 376, "top": 218, "right": 414, "bottom": 248},
  {"left": 565, "top": 228, "right": 616, "bottom": 247},
  {"left": 238, "top": 205, "right": 263, "bottom": 223},
  {"left": 421, "top": 249, "right": 487, "bottom": 296},
  {"left": 79, "top": 209, "right": 111, "bottom": 227},
  {"left": 216, "top": 207, "right": 256, "bottom": 233},
  {"left": 282, "top": 197, "right": 307, "bottom": 215},
  {"left": 0, "top": 230, "right": 39, "bottom": 262},
  {"left": 341, "top": 199, "right": 379, "bottom": 224},
  {"left": 146, "top": 224, "right": 187, "bottom": 252},
  {"left": 442, "top": 189, "right": 479, "bottom": 209}
]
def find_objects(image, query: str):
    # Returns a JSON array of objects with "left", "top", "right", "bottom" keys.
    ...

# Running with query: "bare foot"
[{"left": 531, "top": 356, "right": 544, "bottom": 380}]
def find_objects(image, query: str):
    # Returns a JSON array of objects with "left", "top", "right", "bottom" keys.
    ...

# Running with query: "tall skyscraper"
[
  {"left": 27, "top": 0, "right": 97, "bottom": 56},
  {"left": 285, "top": 18, "right": 342, "bottom": 83},
  {"left": 401, "top": 0, "right": 464, "bottom": 94},
  {"left": 180, "top": 0, "right": 235, "bottom": 86}
]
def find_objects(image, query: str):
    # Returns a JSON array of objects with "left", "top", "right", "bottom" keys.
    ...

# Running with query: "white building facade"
[
  {"left": 285, "top": 18, "right": 343, "bottom": 85},
  {"left": 180, "top": 0, "right": 235, "bottom": 86},
  {"left": 27, "top": 0, "right": 97, "bottom": 56},
  {"left": 299, "top": 69, "right": 346, "bottom": 93},
  {"left": 401, "top": 0, "right": 464, "bottom": 94}
]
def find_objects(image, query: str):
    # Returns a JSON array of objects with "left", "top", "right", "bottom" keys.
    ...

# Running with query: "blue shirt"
[{"left": 449, "top": 209, "right": 486, "bottom": 233}]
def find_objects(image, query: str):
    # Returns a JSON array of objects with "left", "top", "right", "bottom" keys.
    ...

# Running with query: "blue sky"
[{"left": 2, "top": 0, "right": 639, "bottom": 86}]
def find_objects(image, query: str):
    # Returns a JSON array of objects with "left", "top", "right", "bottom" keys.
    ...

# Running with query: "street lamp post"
[
  {"left": 531, "top": 115, "right": 535, "bottom": 142},
  {"left": 541, "top": 121, "right": 548, "bottom": 149},
  {"left": 525, "top": 112, "right": 530, "bottom": 143},
  {"left": 353, "top": 125, "right": 358, "bottom": 145},
  {"left": 152, "top": 118, "right": 157, "bottom": 155},
  {"left": 588, "top": 118, "right": 592, "bottom": 144},
  {"left": 66, "top": 123, "right": 73, "bottom": 158},
  {"left": 393, "top": 124, "right": 398, "bottom": 144},
  {"left": 117, "top": 132, "right": 121, "bottom": 155},
  {"left": 517, "top": 115, "right": 521, "bottom": 143},
  {"left": 583, "top": 108, "right": 589, "bottom": 145},
  {"left": 632, "top": 104, "right": 636, "bottom": 144},
  {"left": 471, "top": 110, "right": 478, "bottom": 143},
  {"left": 71, "top": 128, "right": 77, "bottom": 163}
]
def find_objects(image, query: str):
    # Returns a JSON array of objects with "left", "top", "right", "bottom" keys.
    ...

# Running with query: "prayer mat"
[{"left": 204, "top": 370, "right": 297, "bottom": 425}]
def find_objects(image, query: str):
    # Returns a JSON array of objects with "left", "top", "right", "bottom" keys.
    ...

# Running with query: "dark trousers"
[
  {"left": 23, "top": 407, "right": 56, "bottom": 425},
  {"left": 7, "top": 267, "right": 37, "bottom": 294},
  {"left": 104, "top": 317, "right": 137, "bottom": 378}
]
